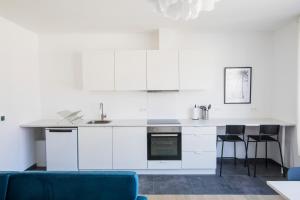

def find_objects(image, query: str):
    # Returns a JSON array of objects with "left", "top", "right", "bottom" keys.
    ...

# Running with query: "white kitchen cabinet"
[
  {"left": 82, "top": 50, "right": 115, "bottom": 91},
  {"left": 115, "top": 50, "right": 147, "bottom": 91},
  {"left": 182, "top": 151, "right": 216, "bottom": 169},
  {"left": 113, "top": 127, "right": 147, "bottom": 169},
  {"left": 183, "top": 133, "right": 216, "bottom": 152},
  {"left": 78, "top": 127, "right": 113, "bottom": 170},
  {"left": 182, "top": 126, "right": 217, "bottom": 170},
  {"left": 182, "top": 127, "right": 216, "bottom": 152},
  {"left": 147, "top": 50, "right": 179, "bottom": 90},
  {"left": 46, "top": 128, "right": 78, "bottom": 171},
  {"left": 179, "top": 50, "right": 215, "bottom": 90}
]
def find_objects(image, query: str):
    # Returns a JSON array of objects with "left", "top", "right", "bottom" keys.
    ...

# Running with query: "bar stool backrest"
[
  {"left": 226, "top": 125, "right": 246, "bottom": 135},
  {"left": 259, "top": 125, "right": 280, "bottom": 135}
]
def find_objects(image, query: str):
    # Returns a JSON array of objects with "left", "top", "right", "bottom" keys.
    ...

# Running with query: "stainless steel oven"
[{"left": 147, "top": 126, "right": 182, "bottom": 160}]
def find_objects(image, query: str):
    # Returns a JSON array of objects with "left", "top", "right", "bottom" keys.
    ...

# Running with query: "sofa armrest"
[
  {"left": 288, "top": 167, "right": 300, "bottom": 181},
  {"left": 0, "top": 173, "right": 13, "bottom": 200},
  {"left": 137, "top": 196, "right": 148, "bottom": 200}
]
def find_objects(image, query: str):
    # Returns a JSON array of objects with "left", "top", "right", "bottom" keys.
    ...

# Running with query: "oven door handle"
[{"left": 151, "top": 134, "right": 179, "bottom": 137}]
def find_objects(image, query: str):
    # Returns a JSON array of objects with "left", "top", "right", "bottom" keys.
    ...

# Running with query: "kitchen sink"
[{"left": 87, "top": 120, "right": 112, "bottom": 124}]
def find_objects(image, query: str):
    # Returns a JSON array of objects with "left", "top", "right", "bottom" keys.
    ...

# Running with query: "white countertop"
[{"left": 20, "top": 118, "right": 295, "bottom": 128}]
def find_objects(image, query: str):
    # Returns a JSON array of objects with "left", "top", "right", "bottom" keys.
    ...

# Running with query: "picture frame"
[{"left": 224, "top": 67, "right": 252, "bottom": 104}]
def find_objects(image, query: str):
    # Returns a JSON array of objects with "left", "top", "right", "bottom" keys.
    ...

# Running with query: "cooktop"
[{"left": 147, "top": 119, "right": 180, "bottom": 125}]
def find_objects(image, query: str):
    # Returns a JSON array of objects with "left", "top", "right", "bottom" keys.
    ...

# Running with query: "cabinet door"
[
  {"left": 182, "top": 127, "right": 217, "bottom": 152},
  {"left": 82, "top": 51, "right": 115, "bottom": 91},
  {"left": 115, "top": 50, "right": 146, "bottom": 91},
  {"left": 182, "top": 126, "right": 217, "bottom": 169},
  {"left": 147, "top": 50, "right": 179, "bottom": 90},
  {"left": 182, "top": 151, "right": 216, "bottom": 169},
  {"left": 113, "top": 127, "right": 147, "bottom": 169},
  {"left": 179, "top": 50, "right": 215, "bottom": 90},
  {"left": 78, "top": 127, "right": 113, "bottom": 170}
]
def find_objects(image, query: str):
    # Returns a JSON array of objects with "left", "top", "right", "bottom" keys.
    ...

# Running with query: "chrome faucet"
[{"left": 100, "top": 102, "right": 107, "bottom": 121}]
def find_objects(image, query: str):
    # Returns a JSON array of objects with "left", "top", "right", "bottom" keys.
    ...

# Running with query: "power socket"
[{"left": 0, "top": 116, "right": 5, "bottom": 121}]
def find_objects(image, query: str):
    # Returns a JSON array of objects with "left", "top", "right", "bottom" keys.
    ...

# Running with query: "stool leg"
[
  {"left": 265, "top": 141, "right": 268, "bottom": 168},
  {"left": 244, "top": 141, "right": 250, "bottom": 176},
  {"left": 277, "top": 141, "right": 285, "bottom": 177},
  {"left": 244, "top": 138, "right": 249, "bottom": 167},
  {"left": 234, "top": 141, "right": 236, "bottom": 166},
  {"left": 220, "top": 141, "right": 224, "bottom": 177},
  {"left": 254, "top": 141, "right": 258, "bottom": 177}
]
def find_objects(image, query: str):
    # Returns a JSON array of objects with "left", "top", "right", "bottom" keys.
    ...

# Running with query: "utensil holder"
[{"left": 202, "top": 110, "right": 209, "bottom": 120}]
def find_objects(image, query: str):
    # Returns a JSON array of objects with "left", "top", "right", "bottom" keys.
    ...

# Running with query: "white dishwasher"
[{"left": 46, "top": 128, "right": 78, "bottom": 171}]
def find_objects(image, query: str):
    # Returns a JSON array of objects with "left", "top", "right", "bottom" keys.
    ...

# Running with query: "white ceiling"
[{"left": 0, "top": 0, "right": 299, "bottom": 33}]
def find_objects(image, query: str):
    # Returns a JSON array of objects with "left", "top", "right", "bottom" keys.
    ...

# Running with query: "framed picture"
[{"left": 224, "top": 67, "right": 252, "bottom": 104}]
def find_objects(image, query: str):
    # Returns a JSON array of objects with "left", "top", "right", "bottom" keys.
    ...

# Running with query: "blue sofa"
[
  {"left": 0, "top": 171, "right": 147, "bottom": 200},
  {"left": 288, "top": 167, "right": 300, "bottom": 181}
]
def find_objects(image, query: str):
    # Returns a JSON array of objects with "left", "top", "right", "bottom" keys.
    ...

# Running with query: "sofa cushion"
[
  {"left": 288, "top": 167, "right": 300, "bottom": 181},
  {"left": 5, "top": 172, "right": 139, "bottom": 200}
]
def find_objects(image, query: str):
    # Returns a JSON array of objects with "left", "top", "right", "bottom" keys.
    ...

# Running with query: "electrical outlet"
[{"left": 0, "top": 116, "right": 5, "bottom": 121}]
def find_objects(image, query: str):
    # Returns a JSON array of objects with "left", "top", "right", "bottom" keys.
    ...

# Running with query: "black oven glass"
[{"left": 148, "top": 133, "right": 181, "bottom": 160}]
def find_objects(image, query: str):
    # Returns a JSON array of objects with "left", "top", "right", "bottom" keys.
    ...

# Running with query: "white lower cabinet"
[
  {"left": 78, "top": 127, "right": 113, "bottom": 170},
  {"left": 113, "top": 127, "right": 147, "bottom": 169},
  {"left": 182, "top": 126, "right": 217, "bottom": 170},
  {"left": 182, "top": 151, "right": 216, "bottom": 169},
  {"left": 183, "top": 134, "right": 216, "bottom": 152},
  {"left": 76, "top": 125, "right": 217, "bottom": 173}
]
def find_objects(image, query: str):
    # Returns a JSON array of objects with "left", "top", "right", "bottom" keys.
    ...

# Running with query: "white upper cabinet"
[
  {"left": 179, "top": 50, "right": 215, "bottom": 90},
  {"left": 147, "top": 50, "right": 179, "bottom": 91},
  {"left": 82, "top": 50, "right": 115, "bottom": 91},
  {"left": 115, "top": 50, "right": 147, "bottom": 91}
]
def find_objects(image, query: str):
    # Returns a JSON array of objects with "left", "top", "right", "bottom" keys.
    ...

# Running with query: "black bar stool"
[
  {"left": 217, "top": 125, "right": 250, "bottom": 176},
  {"left": 247, "top": 125, "right": 284, "bottom": 177}
]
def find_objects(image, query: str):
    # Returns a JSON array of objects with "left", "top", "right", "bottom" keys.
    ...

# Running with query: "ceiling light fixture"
[{"left": 149, "top": 0, "right": 221, "bottom": 20}]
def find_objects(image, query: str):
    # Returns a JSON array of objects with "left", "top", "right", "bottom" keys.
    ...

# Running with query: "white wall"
[
  {"left": 38, "top": 33, "right": 157, "bottom": 120},
  {"left": 271, "top": 20, "right": 299, "bottom": 167},
  {"left": 150, "top": 30, "right": 274, "bottom": 121},
  {"left": 0, "top": 17, "right": 41, "bottom": 171},
  {"left": 298, "top": 18, "right": 300, "bottom": 158},
  {"left": 39, "top": 31, "right": 274, "bottom": 122}
]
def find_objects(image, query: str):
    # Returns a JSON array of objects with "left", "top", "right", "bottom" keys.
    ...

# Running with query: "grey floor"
[{"left": 139, "top": 159, "right": 286, "bottom": 195}]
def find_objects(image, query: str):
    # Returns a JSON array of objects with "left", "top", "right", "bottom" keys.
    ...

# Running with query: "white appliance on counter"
[{"left": 46, "top": 128, "right": 78, "bottom": 171}]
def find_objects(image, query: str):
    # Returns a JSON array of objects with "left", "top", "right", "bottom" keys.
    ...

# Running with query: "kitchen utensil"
[{"left": 208, "top": 104, "right": 211, "bottom": 110}]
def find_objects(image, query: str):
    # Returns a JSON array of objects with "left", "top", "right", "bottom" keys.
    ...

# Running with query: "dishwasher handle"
[{"left": 47, "top": 129, "right": 75, "bottom": 133}]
